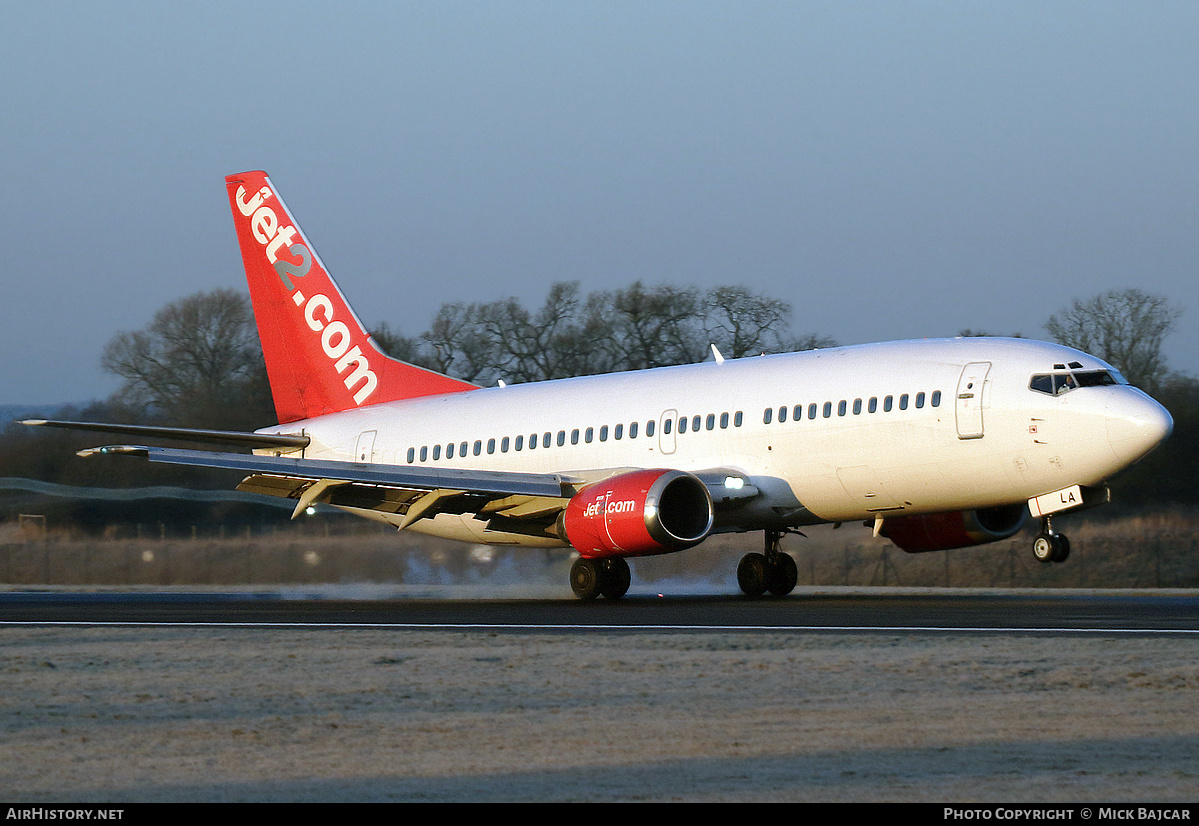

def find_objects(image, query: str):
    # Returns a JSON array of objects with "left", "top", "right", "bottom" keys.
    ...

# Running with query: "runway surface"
[{"left": 2, "top": 589, "right": 1196, "bottom": 634}]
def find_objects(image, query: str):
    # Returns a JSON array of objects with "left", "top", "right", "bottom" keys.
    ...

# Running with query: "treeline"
[
  {"left": 372, "top": 281, "right": 835, "bottom": 387},
  {"left": 1, "top": 282, "right": 1196, "bottom": 533},
  {"left": 1, "top": 280, "right": 832, "bottom": 530}
]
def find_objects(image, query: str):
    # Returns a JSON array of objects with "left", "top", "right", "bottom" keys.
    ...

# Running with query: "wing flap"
[{"left": 85, "top": 445, "right": 574, "bottom": 532}]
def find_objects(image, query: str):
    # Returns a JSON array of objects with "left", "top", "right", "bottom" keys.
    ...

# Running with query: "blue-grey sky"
[{"left": 3, "top": 1, "right": 1197, "bottom": 408}]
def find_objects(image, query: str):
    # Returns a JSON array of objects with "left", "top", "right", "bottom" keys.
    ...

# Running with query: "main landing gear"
[
  {"left": 570, "top": 555, "right": 632, "bottom": 600},
  {"left": 1032, "top": 516, "right": 1071, "bottom": 564},
  {"left": 737, "top": 530, "right": 798, "bottom": 597}
]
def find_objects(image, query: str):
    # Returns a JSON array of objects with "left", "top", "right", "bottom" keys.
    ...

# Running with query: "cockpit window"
[
  {"left": 1074, "top": 369, "right": 1124, "bottom": 387},
  {"left": 1029, "top": 369, "right": 1126, "bottom": 396}
]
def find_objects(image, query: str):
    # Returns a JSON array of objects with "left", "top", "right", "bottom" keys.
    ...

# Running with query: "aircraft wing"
[
  {"left": 74, "top": 444, "right": 580, "bottom": 534},
  {"left": 33, "top": 421, "right": 760, "bottom": 542}
]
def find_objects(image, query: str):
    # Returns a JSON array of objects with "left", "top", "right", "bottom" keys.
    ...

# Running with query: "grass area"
[{"left": 2, "top": 507, "right": 1196, "bottom": 589}]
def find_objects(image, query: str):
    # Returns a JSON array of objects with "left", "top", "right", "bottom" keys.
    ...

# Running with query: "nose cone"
[{"left": 1106, "top": 390, "right": 1173, "bottom": 468}]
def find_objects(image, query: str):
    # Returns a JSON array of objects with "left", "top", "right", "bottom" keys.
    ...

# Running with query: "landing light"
[{"left": 723, "top": 476, "right": 745, "bottom": 490}]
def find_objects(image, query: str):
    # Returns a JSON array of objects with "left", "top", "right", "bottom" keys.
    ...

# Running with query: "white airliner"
[{"left": 25, "top": 171, "right": 1174, "bottom": 599}]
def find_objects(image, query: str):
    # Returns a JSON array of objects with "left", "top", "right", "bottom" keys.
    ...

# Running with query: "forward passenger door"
[{"left": 955, "top": 363, "right": 991, "bottom": 440}]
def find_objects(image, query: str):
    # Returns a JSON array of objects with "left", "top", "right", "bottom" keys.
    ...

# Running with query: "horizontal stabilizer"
[{"left": 19, "top": 419, "right": 310, "bottom": 451}]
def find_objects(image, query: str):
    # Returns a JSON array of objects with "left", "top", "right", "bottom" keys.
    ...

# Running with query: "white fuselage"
[{"left": 258, "top": 337, "right": 1171, "bottom": 546}]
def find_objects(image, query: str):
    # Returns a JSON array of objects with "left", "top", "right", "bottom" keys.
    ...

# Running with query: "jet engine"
[
  {"left": 879, "top": 504, "right": 1029, "bottom": 553},
  {"left": 559, "top": 469, "right": 714, "bottom": 559}
]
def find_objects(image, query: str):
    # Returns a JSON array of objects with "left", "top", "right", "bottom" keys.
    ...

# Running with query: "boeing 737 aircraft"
[{"left": 25, "top": 171, "right": 1174, "bottom": 599}]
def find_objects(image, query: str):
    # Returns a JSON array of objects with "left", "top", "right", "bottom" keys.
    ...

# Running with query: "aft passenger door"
[
  {"left": 955, "top": 363, "right": 990, "bottom": 440},
  {"left": 355, "top": 430, "right": 378, "bottom": 462}
]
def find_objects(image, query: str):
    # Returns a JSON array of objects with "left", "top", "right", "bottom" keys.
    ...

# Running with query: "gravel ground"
[{"left": 3, "top": 620, "right": 1198, "bottom": 802}]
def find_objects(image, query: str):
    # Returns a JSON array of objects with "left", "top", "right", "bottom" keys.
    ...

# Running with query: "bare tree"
[
  {"left": 101, "top": 289, "right": 269, "bottom": 427},
  {"left": 1045, "top": 288, "right": 1182, "bottom": 393},
  {"left": 703, "top": 285, "right": 794, "bottom": 358},
  {"left": 602, "top": 282, "right": 707, "bottom": 371}
]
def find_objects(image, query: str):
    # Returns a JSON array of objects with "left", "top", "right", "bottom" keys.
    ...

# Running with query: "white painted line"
[{"left": 2, "top": 620, "right": 1197, "bottom": 634}]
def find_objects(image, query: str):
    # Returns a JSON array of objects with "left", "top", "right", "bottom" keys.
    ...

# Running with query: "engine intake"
[
  {"left": 881, "top": 505, "right": 1029, "bottom": 553},
  {"left": 560, "top": 469, "right": 715, "bottom": 559}
]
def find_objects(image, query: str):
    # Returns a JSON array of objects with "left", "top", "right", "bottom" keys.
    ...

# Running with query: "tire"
[
  {"left": 599, "top": 557, "right": 631, "bottom": 599},
  {"left": 570, "top": 557, "right": 603, "bottom": 600},
  {"left": 767, "top": 552, "right": 798, "bottom": 596},
  {"left": 1053, "top": 534, "right": 1071, "bottom": 563},
  {"left": 1032, "top": 533, "right": 1058, "bottom": 564},
  {"left": 737, "top": 552, "right": 768, "bottom": 597}
]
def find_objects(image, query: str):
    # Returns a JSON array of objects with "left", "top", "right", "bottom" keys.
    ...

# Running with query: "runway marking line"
[{"left": 2, "top": 621, "right": 1197, "bottom": 635}]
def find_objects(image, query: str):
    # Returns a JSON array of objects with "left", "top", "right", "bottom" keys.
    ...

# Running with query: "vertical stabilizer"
[{"left": 225, "top": 171, "right": 476, "bottom": 423}]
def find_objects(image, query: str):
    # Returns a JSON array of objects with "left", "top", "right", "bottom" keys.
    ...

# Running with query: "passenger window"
[
  {"left": 420, "top": 446, "right": 428, "bottom": 462},
  {"left": 720, "top": 412, "right": 730, "bottom": 429},
  {"left": 487, "top": 438, "right": 495, "bottom": 454},
  {"left": 808, "top": 403, "right": 817, "bottom": 420},
  {"left": 679, "top": 417, "right": 688, "bottom": 433},
  {"left": 407, "top": 447, "right": 415, "bottom": 464},
  {"left": 884, "top": 396, "right": 893, "bottom": 412},
  {"left": 501, "top": 437, "right": 509, "bottom": 453},
  {"left": 916, "top": 392, "right": 925, "bottom": 409},
  {"left": 763, "top": 408, "right": 773, "bottom": 425},
  {"left": 931, "top": 391, "right": 941, "bottom": 407},
  {"left": 734, "top": 411, "right": 743, "bottom": 427},
  {"left": 460, "top": 441, "right": 468, "bottom": 457},
  {"left": 778, "top": 406, "right": 787, "bottom": 423},
  {"left": 853, "top": 399, "right": 862, "bottom": 415},
  {"left": 630, "top": 422, "right": 638, "bottom": 439},
  {"left": 473, "top": 440, "right": 482, "bottom": 456},
  {"left": 600, "top": 425, "right": 609, "bottom": 441},
  {"left": 585, "top": 427, "right": 594, "bottom": 443},
  {"left": 823, "top": 402, "right": 832, "bottom": 418},
  {"left": 692, "top": 415, "right": 701, "bottom": 432},
  {"left": 706, "top": 414, "right": 715, "bottom": 430},
  {"left": 515, "top": 435, "right": 524, "bottom": 451},
  {"left": 571, "top": 429, "right": 579, "bottom": 445},
  {"left": 527, "top": 435, "right": 536, "bottom": 450},
  {"left": 663, "top": 418, "right": 672, "bottom": 434},
  {"left": 543, "top": 432, "right": 551, "bottom": 448},
  {"left": 838, "top": 400, "right": 847, "bottom": 416},
  {"left": 646, "top": 420, "right": 655, "bottom": 437},
  {"left": 447, "top": 443, "right": 455, "bottom": 459},
  {"left": 868, "top": 397, "right": 877, "bottom": 413},
  {"left": 433, "top": 445, "right": 441, "bottom": 460},
  {"left": 557, "top": 430, "right": 565, "bottom": 447},
  {"left": 614, "top": 424, "right": 623, "bottom": 440},
  {"left": 899, "top": 394, "right": 909, "bottom": 410}
]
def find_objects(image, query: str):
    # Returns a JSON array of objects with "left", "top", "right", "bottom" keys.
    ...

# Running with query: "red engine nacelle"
[
  {"left": 559, "top": 469, "right": 715, "bottom": 559},
  {"left": 880, "top": 504, "right": 1029, "bottom": 553}
]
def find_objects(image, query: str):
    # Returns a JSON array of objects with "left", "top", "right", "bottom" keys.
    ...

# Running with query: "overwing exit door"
[{"left": 658, "top": 410, "right": 677, "bottom": 455}]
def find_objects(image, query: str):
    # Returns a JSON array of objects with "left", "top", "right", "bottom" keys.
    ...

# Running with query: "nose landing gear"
[{"left": 1032, "top": 516, "right": 1071, "bottom": 564}]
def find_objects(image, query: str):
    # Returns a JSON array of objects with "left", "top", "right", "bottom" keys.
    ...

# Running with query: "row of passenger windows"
[
  {"left": 763, "top": 390, "right": 942, "bottom": 424},
  {"left": 402, "top": 390, "right": 942, "bottom": 464},
  {"left": 405, "top": 411, "right": 746, "bottom": 464}
]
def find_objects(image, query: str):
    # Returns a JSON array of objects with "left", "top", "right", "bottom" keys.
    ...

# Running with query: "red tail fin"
[{"left": 225, "top": 171, "right": 476, "bottom": 424}]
